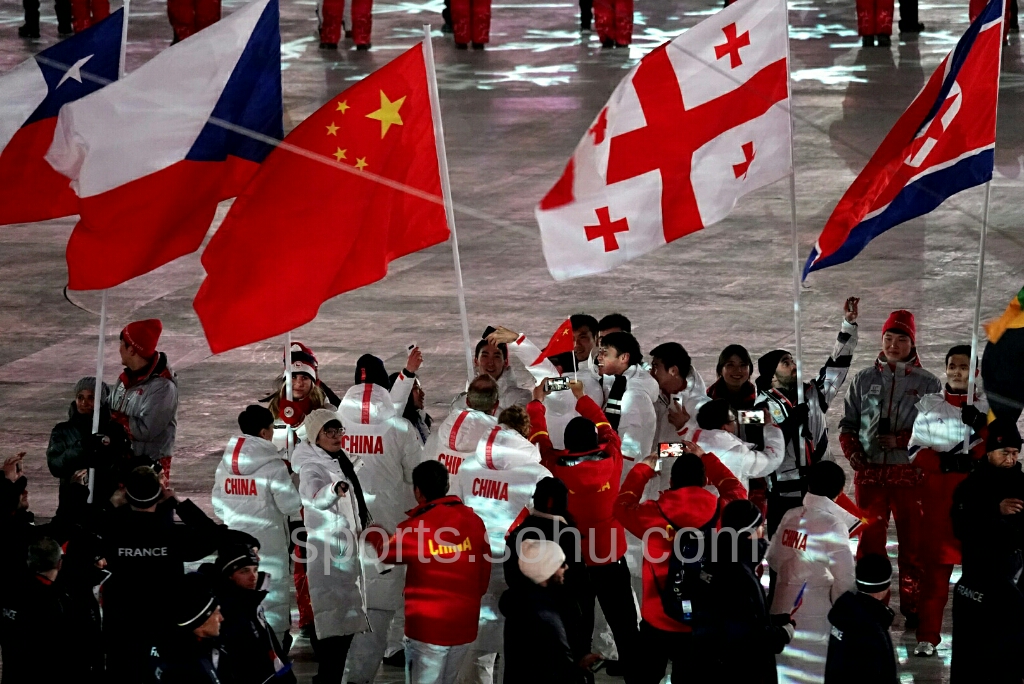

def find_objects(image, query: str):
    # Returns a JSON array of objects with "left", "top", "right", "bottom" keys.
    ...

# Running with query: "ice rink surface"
[{"left": 2, "top": 0, "right": 1024, "bottom": 677}]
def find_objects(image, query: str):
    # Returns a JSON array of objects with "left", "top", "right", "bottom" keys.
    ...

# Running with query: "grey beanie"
[{"left": 74, "top": 377, "right": 110, "bottom": 405}]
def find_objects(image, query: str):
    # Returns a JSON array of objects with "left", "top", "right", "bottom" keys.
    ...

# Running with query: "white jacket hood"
[
  {"left": 339, "top": 383, "right": 397, "bottom": 426},
  {"left": 220, "top": 435, "right": 282, "bottom": 476},
  {"left": 290, "top": 440, "right": 337, "bottom": 475},
  {"left": 472, "top": 425, "right": 542, "bottom": 471},
  {"left": 437, "top": 408, "right": 499, "bottom": 454}
]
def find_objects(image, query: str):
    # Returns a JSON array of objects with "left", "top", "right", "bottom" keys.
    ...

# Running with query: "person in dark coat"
[
  {"left": 505, "top": 478, "right": 592, "bottom": 669},
  {"left": 58, "top": 530, "right": 110, "bottom": 681},
  {"left": 0, "top": 457, "right": 35, "bottom": 587},
  {"left": 500, "top": 539, "right": 593, "bottom": 684},
  {"left": 203, "top": 544, "right": 296, "bottom": 684},
  {"left": 825, "top": 553, "right": 899, "bottom": 684},
  {"left": 154, "top": 573, "right": 235, "bottom": 684},
  {"left": 100, "top": 466, "right": 239, "bottom": 682},
  {"left": 0, "top": 537, "right": 95, "bottom": 683},
  {"left": 950, "top": 419, "right": 1024, "bottom": 683},
  {"left": 702, "top": 499, "right": 794, "bottom": 684}
]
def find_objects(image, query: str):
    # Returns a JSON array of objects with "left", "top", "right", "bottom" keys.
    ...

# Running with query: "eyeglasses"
[{"left": 322, "top": 427, "right": 345, "bottom": 438}]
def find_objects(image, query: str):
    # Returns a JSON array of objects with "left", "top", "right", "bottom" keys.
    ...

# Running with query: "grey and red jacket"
[
  {"left": 109, "top": 352, "right": 178, "bottom": 459},
  {"left": 839, "top": 352, "right": 941, "bottom": 486}
]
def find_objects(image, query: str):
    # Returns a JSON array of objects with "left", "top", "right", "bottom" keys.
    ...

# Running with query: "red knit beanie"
[
  {"left": 122, "top": 319, "right": 162, "bottom": 359},
  {"left": 883, "top": 310, "right": 916, "bottom": 346}
]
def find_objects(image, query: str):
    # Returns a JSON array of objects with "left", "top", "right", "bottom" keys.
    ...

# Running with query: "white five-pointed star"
[{"left": 57, "top": 54, "right": 94, "bottom": 89}]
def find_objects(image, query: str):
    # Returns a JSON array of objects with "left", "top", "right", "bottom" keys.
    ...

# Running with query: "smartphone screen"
[
  {"left": 545, "top": 377, "right": 570, "bottom": 392},
  {"left": 738, "top": 410, "right": 764, "bottom": 425},
  {"left": 659, "top": 443, "right": 686, "bottom": 458}
]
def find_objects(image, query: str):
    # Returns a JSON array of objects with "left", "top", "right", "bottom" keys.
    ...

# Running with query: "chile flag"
[
  {"left": 0, "top": 9, "right": 123, "bottom": 226},
  {"left": 803, "top": 0, "right": 1004, "bottom": 279}
]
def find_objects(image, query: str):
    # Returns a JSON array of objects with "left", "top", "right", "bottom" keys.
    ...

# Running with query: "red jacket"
[
  {"left": 527, "top": 396, "right": 626, "bottom": 566},
  {"left": 378, "top": 496, "right": 490, "bottom": 646},
  {"left": 613, "top": 456, "right": 746, "bottom": 633}
]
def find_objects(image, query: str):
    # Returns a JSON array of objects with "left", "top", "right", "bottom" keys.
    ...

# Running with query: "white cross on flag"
[{"left": 535, "top": 0, "right": 792, "bottom": 280}]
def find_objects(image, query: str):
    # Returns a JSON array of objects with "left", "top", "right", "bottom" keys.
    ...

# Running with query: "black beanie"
[
  {"left": 355, "top": 354, "right": 390, "bottom": 389},
  {"left": 533, "top": 477, "right": 569, "bottom": 516},
  {"left": 697, "top": 399, "right": 733, "bottom": 430},
  {"left": 987, "top": 418, "right": 1023, "bottom": 452},
  {"left": 125, "top": 467, "right": 162, "bottom": 508},
  {"left": 238, "top": 404, "right": 275, "bottom": 437},
  {"left": 216, "top": 543, "right": 259, "bottom": 576},
  {"left": 856, "top": 553, "right": 892, "bottom": 593},
  {"left": 172, "top": 573, "right": 218, "bottom": 630},
  {"left": 564, "top": 417, "right": 599, "bottom": 454},
  {"left": 755, "top": 349, "right": 790, "bottom": 393}
]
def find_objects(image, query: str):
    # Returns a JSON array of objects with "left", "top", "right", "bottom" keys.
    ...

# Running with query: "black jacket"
[
  {"left": 504, "top": 512, "right": 590, "bottom": 659},
  {"left": 702, "top": 534, "right": 790, "bottom": 683},
  {"left": 0, "top": 571, "right": 94, "bottom": 683},
  {"left": 499, "top": 582, "right": 586, "bottom": 684},
  {"left": 207, "top": 571, "right": 296, "bottom": 684},
  {"left": 100, "top": 499, "right": 224, "bottom": 647},
  {"left": 824, "top": 591, "right": 898, "bottom": 684},
  {"left": 47, "top": 403, "right": 136, "bottom": 503},
  {"left": 154, "top": 632, "right": 236, "bottom": 684},
  {"left": 952, "top": 460, "right": 1024, "bottom": 582}
]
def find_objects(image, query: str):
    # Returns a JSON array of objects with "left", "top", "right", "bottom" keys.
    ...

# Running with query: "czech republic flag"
[{"left": 0, "top": 9, "right": 123, "bottom": 226}]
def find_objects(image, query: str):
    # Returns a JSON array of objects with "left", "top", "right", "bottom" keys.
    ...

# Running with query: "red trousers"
[
  {"left": 168, "top": 0, "right": 220, "bottom": 42},
  {"left": 856, "top": 0, "right": 894, "bottom": 35},
  {"left": 450, "top": 0, "right": 490, "bottom": 45},
  {"left": 318, "top": 0, "right": 372, "bottom": 45},
  {"left": 594, "top": 0, "right": 632, "bottom": 45},
  {"left": 71, "top": 0, "right": 108, "bottom": 33},
  {"left": 158, "top": 456, "right": 172, "bottom": 484},
  {"left": 918, "top": 562, "right": 953, "bottom": 645},
  {"left": 855, "top": 482, "right": 922, "bottom": 614},
  {"left": 969, "top": 0, "right": 1012, "bottom": 31},
  {"left": 294, "top": 544, "right": 314, "bottom": 627}
]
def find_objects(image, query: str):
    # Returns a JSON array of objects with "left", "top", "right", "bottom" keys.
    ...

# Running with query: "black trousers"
[
  {"left": 580, "top": 558, "right": 639, "bottom": 683},
  {"left": 897, "top": 0, "right": 920, "bottom": 31},
  {"left": 310, "top": 631, "right": 355, "bottom": 684},
  {"left": 579, "top": 0, "right": 592, "bottom": 28},
  {"left": 22, "top": 0, "right": 71, "bottom": 29},
  {"left": 635, "top": 621, "right": 714, "bottom": 684}
]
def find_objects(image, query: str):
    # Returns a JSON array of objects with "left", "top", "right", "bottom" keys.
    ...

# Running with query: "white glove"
[{"left": 782, "top": 623, "right": 796, "bottom": 643}]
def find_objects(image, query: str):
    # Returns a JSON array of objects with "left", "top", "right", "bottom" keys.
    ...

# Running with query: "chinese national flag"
[
  {"left": 193, "top": 42, "right": 449, "bottom": 353},
  {"left": 532, "top": 318, "right": 575, "bottom": 365}
]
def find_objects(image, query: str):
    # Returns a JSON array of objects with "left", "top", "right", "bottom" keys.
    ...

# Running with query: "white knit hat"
[
  {"left": 518, "top": 539, "right": 566, "bottom": 584},
  {"left": 304, "top": 408, "right": 341, "bottom": 444}
]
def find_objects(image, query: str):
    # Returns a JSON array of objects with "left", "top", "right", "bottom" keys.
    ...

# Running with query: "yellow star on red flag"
[{"left": 366, "top": 91, "right": 406, "bottom": 139}]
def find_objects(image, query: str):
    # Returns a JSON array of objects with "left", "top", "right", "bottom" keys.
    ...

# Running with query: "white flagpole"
[
  {"left": 963, "top": 181, "right": 992, "bottom": 454},
  {"left": 118, "top": 0, "right": 129, "bottom": 78},
  {"left": 422, "top": 24, "right": 475, "bottom": 384},
  {"left": 782, "top": 1, "right": 804, "bottom": 405},
  {"left": 86, "top": 5, "right": 130, "bottom": 504},
  {"left": 963, "top": 0, "right": 1006, "bottom": 453},
  {"left": 285, "top": 332, "right": 294, "bottom": 459},
  {"left": 88, "top": 290, "right": 108, "bottom": 504}
]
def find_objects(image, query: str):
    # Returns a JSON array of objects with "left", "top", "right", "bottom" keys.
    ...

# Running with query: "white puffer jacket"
[
  {"left": 453, "top": 425, "right": 552, "bottom": 652},
  {"left": 601, "top": 365, "right": 659, "bottom": 479},
  {"left": 767, "top": 493, "right": 858, "bottom": 684},
  {"left": 654, "top": 367, "right": 708, "bottom": 443},
  {"left": 292, "top": 441, "right": 370, "bottom": 639},
  {"left": 909, "top": 390, "right": 989, "bottom": 455},
  {"left": 665, "top": 424, "right": 785, "bottom": 496},
  {"left": 424, "top": 407, "right": 498, "bottom": 477},
  {"left": 212, "top": 435, "right": 302, "bottom": 637},
  {"left": 338, "top": 382, "right": 423, "bottom": 611}
]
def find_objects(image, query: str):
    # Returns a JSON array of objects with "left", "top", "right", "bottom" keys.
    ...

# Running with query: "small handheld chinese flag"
[{"left": 532, "top": 319, "right": 575, "bottom": 365}]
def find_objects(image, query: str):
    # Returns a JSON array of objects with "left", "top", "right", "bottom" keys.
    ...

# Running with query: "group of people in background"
[{"left": 1, "top": 298, "right": 1023, "bottom": 684}]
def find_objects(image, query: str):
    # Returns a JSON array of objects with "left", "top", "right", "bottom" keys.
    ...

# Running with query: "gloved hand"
[
  {"left": 961, "top": 404, "right": 987, "bottom": 431},
  {"left": 786, "top": 403, "right": 810, "bottom": 427},
  {"left": 782, "top": 622, "right": 796, "bottom": 644},
  {"left": 770, "top": 613, "right": 793, "bottom": 627},
  {"left": 849, "top": 452, "right": 868, "bottom": 470}
]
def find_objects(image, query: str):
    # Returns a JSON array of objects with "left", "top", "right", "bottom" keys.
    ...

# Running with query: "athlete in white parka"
[
  {"left": 337, "top": 355, "right": 424, "bottom": 684},
  {"left": 452, "top": 422, "right": 552, "bottom": 684},
  {"left": 212, "top": 405, "right": 303, "bottom": 642},
  {"left": 766, "top": 461, "right": 858, "bottom": 684},
  {"left": 426, "top": 376, "right": 502, "bottom": 478},
  {"left": 596, "top": 332, "right": 659, "bottom": 480}
]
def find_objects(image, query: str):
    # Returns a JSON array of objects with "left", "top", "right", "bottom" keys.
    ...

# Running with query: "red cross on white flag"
[{"left": 535, "top": 0, "right": 793, "bottom": 281}]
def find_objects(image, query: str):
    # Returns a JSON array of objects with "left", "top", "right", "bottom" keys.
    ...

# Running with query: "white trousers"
[
  {"left": 405, "top": 638, "right": 472, "bottom": 684},
  {"left": 344, "top": 608, "right": 394, "bottom": 684}
]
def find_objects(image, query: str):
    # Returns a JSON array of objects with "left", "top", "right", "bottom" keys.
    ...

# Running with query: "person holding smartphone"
[{"left": 839, "top": 309, "right": 940, "bottom": 631}]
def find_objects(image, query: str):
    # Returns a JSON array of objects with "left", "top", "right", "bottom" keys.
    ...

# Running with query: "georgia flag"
[{"left": 535, "top": 0, "right": 793, "bottom": 281}]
